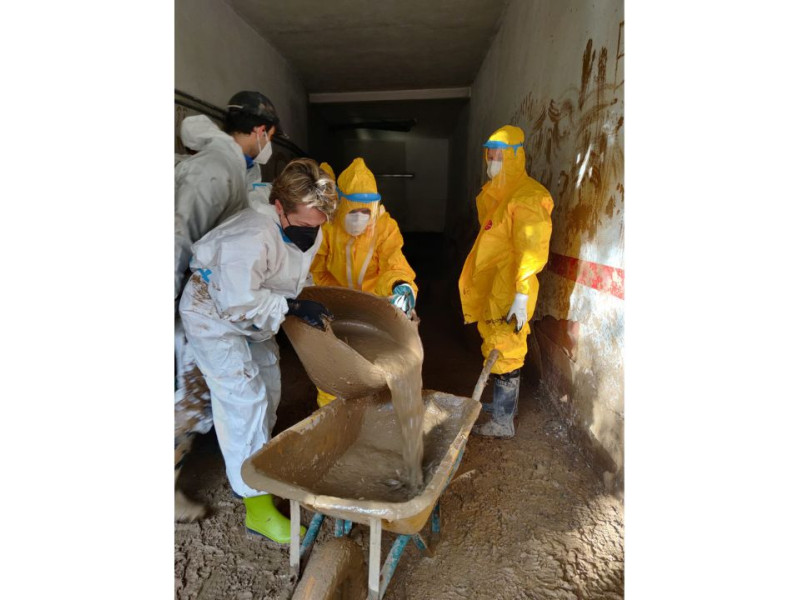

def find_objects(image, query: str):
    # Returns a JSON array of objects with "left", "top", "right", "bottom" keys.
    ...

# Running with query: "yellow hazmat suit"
[
  {"left": 319, "top": 162, "right": 335, "bottom": 181},
  {"left": 459, "top": 125, "right": 554, "bottom": 375},
  {"left": 312, "top": 157, "right": 417, "bottom": 296},
  {"left": 311, "top": 157, "right": 417, "bottom": 406}
]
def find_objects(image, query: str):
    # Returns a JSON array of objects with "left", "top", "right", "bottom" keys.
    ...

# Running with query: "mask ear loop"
[
  {"left": 255, "top": 126, "right": 269, "bottom": 151},
  {"left": 255, "top": 127, "right": 263, "bottom": 155}
]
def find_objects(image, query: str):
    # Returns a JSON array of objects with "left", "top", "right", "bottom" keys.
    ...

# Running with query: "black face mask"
[{"left": 283, "top": 225, "right": 319, "bottom": 252}]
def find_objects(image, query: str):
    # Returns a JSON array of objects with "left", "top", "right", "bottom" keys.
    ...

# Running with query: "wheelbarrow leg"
[
  {"left": 411, "top": 533, "right": 432, "bottom": 558},
  {"left": 368, "top": 518, "right": 382, "bottom": 600},
  {"left": 333, "top": 518, "right": 354, "bottom": 538},
  {"left": 379, "top": 535, "right": 411, "bottom": 598},
  {"left": 300, "top": 512, "right": 325, "bottom": 560},
  {"left": 289, "top": 500, "right": 301, "bottom": 578},
  {"left": 431, "top": 501, "right": 441, "bottom": 535}
]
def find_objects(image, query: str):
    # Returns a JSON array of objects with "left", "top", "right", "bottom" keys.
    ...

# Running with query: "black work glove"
[{"left": 286, "top": 299, "right": 332, "bottom": 330}]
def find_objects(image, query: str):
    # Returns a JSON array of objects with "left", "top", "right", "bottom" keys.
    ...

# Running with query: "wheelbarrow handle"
[{"left": 471, "top": 349, "right": 500, "bottom": 402}]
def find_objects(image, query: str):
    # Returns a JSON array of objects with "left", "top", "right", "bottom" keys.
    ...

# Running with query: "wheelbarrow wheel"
[{"left": 292, "top": 537, "right": 367, "bottom": 600}]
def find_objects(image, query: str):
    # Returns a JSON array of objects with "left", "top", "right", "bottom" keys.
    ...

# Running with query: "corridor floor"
[
  {"left": 175, "top": 307, "right": 623, "bottom": 599},
  {"left": 175, "top": 235, "right": 623, "bottom": 599}
]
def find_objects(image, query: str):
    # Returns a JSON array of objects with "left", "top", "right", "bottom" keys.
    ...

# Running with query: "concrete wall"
[
  {"left": 463, "top": 0, "right": 625, "bottom": 492},
  {"left": 175, "top": 0, "right": 309, "bottom": 148}
]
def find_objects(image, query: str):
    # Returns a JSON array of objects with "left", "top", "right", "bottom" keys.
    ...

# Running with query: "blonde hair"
[{"left": 269, "top": 158, "right": 338, "bottom": 220}]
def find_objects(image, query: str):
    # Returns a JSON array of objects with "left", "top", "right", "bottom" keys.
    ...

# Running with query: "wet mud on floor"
[
  {"left": 176, "top": 297, "right": 623, "bottom": 599},
  {"left": 383, "top": 381, "right": 624, "bottom": 599}
]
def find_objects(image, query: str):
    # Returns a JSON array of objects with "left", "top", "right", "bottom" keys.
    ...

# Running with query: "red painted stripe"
[{"left": 546, "top": 252, "right": 624, "bottom": 299}]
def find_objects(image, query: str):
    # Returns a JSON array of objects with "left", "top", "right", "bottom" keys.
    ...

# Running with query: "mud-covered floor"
[{"left": 175, "top": 234, "right": 623, "bottom": 599}]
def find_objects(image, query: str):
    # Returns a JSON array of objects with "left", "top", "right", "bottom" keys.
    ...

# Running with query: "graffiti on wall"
[
  {"left": 509, "top": 26, "right": 626, "bottom": 486},
  {"left": 509, "top": 26, "right": 625, "bottom": 252}
]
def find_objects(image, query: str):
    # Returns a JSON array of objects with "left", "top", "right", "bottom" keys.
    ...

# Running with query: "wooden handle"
[{"left": 471, "top": 349, "right": 500, "bottom": 402}]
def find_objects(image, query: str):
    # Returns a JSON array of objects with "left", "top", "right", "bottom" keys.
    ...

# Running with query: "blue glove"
[
  {"left": 286, "top": 299, "right": 332, "bottom": 330},
  {"left": 389, "top": 282, "right": 416, "bottom": 317}
]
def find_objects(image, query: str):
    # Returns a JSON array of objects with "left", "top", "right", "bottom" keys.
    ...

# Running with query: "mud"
[
  {"left": 176, "top": 306, "right": 622, "bottom": 599},
  {"left": 175, "top": 433, "right": 294, "bottom": 600},
  {"left": 330, "top": 319, "right": 424, "bottom": 491},
  {"left": 380, "top": 302, "right": 622, "bottom": 599},
  {"left": 314, "top": 396, "right": 461, "bottom": 502},
  {"left": 378, "top": 364, "right": 423, "bottom": 492},
  {"left": 383, "top": 399, "right": 624, "bottom": 600}
]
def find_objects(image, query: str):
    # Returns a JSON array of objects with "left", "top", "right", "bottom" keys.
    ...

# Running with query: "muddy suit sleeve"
[
  {"left": 207, "top": 236, "right": 289, "bottom": 336},
  {"left": 175, "top": 165, "right": 231, "bottom": 299}
]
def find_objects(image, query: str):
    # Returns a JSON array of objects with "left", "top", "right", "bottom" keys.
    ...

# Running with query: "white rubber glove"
[{"left": 505, "top": 293, "right": 529, "bottom": 332}]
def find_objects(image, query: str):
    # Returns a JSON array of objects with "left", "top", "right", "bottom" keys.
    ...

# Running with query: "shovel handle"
[{"left": 471, "top": 349, "right": 500, "bottom": 402}]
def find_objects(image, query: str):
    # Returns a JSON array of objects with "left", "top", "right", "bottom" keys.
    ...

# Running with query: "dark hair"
[{"left": 223, "top": 111, "right": 276, "bottom": 135}]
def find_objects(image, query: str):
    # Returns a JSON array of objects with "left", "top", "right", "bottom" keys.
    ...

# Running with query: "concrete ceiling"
[{"left": 227, "top": 0, "right": 510, "bottom": 93}]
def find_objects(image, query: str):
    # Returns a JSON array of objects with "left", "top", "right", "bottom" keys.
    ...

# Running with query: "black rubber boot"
[
  {"left": 474, "top": 370, "right": 520, "bottom": 438},
  {"left": 480, "top": 369, "right": 521, "bottom": 417}
]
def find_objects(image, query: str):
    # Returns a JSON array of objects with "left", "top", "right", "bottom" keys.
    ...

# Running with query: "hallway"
[{"left": 174, "top": 1, "right": 626, "bottom": 597}]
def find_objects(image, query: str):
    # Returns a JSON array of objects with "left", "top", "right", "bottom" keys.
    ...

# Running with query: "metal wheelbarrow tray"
[
  {"left": 242, "top": 389, "right": 480, "bottom": 599},
  {"left": 242, "top": 389, "right": 480, "bottom": 534}
]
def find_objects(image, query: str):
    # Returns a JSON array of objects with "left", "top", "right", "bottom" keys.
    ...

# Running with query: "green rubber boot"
[{"left": 243, "top": 494, "right": 305, "bottom": 544}]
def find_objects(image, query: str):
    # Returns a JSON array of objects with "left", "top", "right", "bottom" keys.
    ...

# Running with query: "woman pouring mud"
[{"left": 178, "top": 158, "right": 338, "bottom": 543}]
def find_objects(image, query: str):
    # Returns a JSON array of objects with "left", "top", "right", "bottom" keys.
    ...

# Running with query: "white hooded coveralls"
[
  {"left": 179, "top": 204, "right": 321, "bottom": 497},
  {"left": 174, "top": 115, "right": 262, "bottom": 299},
  {"left": 174, "top": 116, "right": 264, "bottom": 470}
]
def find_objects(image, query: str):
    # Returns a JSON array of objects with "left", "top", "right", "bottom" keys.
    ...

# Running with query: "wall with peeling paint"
[
  {"left": 459, "top": 0, "right": 624, "bottom": 491},
  {"left": 175, "top": 0, "right": 309, "bottom": 147}
]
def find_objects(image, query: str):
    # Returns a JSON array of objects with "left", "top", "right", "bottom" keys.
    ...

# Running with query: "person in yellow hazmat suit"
[
  {"left": 311, "top": 157, "right": 418, "bottom": 407},
  {"left": 459, "top": 125, "right": 553, "bottom": 438},
  {"left": 319, "top": 161, "right": 335, "bottom": 181}
]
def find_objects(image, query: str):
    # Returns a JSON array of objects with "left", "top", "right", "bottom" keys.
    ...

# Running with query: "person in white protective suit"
[
  {"left": 174, "top": 91, "right": 280, "bottom": 522},
  {"left": 179, "top": 158, "right": 338, "bottom": 543},
  {"left": 177, "top": 114, "right": 262, "bottom": 192},
  {"left": 175, "top": 91, "right": 281, "bottom": 300}
]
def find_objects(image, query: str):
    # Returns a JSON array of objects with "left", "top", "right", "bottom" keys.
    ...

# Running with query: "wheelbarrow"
[
  {"left": 242, "top": 356, "right": 499, "bottom": 599},
  {"left": 243, "top": 287, "right": 497, "bottom": 599}
]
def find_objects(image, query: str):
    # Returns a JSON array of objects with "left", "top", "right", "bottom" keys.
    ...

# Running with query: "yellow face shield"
[{"left": 336, "top": 191, "right": 382, "bottom": 237}]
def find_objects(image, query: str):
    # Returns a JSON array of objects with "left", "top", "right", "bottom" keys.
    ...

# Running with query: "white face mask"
[
  {"left": 344, "top": 211, "right": 371, "bottom": 236},
  {"left": 254, "top": 131, "right": 273, "bottom": 165},
  {"left": 487, "top": 159, "right": 503, "bottom": 179}
]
